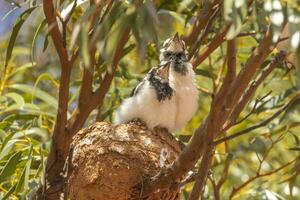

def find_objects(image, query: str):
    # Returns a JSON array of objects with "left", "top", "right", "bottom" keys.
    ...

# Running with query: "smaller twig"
[
  {"left": 224, "top": 51, "right": 287, "bottom": 130},
  {"left": 179, "top": 172, "right": 198, "bottom": 188},
  {"left": 229, "top": 157, "right": 297, "bottom": 199},
  {"left": 198, "top": 86, "right": 211, "bottom": 95},
  {"left": 208, "top": 174, "right": 220, "bottom": 200},
  {"left": 216, "top": 142, "right": 231, "bottom": 188},
  {"left": 214, "top": 93, "right": 300, "bottom": 145},
  {"left": 234, "top": 91, "right": 272, "bottom": 125},
  {"left": 69, "top": 0, "right": 113, "bottom": 67},
  {"left": 208, "top": 56, "right": 217, "bottom": 94},
  {"left": 215, "top": 56, "right": 226, "bottom": 88},
  {"left": 237, "top": 31, "right": 257, "bottom": 37},
  {"left": 99, "top": 0, "right": 114, "bottom": 24},
  {"left": 61, "top": 0, "right": 78, "bottom": 46}
]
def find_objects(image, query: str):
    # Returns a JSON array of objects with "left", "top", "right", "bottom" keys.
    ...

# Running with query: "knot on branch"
[{"left": 274, "top": 50, "right": 287, "bottom": 63}]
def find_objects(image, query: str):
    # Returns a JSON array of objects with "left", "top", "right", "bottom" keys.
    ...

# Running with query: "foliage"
[{"left": 0, "top": 0, "right": 300, "bottom": 199}]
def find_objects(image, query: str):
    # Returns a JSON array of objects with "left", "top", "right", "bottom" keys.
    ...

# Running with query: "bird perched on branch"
[
  {"left": 160, "top": 33, "right": 199, "bottom": 131},
  {"left": 114, "top": 33, "right": 198, "bottom": 133},
  {"left": 114, "top": 63, "right": 176, "bottom": 131}
]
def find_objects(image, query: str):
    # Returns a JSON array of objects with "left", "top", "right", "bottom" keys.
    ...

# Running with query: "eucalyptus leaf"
[
  {"left": 8, "top": 84, "right": 58, "bottom": 110},
  {"left": 5, "top": 7, "right": 37, "bottom": 67},
  {"left": 0, "top": 151, "right": 22, "bottom": 182}
]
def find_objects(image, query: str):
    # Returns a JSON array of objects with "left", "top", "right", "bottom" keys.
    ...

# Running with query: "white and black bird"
[
  {"left": 114, "top": 33, "right": 198, "bottom": 132},
  {"left": 114, "top": 63, "right": 177, "bottom": 131},
  {"left": 160, "top": 33, "right": 199, "bottom": 131}
]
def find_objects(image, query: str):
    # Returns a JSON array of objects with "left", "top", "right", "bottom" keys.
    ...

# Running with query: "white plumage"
[
  {"left": 169, "top": 62, "right": 198, "bottom": 131},
  {"left": 114, "top": 80, "right": 177, "bottom": 131}
]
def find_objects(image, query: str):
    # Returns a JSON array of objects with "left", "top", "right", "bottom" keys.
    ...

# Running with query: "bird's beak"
[
  {"left": 172, "top": 32, "right": 180, "bottom": 43},
  {"left": 158, "top": 64, "right": 170, "bottom": 80},
  {"left": 166, "top": 32, "right": 184, "bottom": 52}
]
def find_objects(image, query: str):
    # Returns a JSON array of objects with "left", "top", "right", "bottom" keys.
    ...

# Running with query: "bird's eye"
[
  {"left": 164, "top": 51, "right": 172, "bottom": 57},
  {"left": 176, "top": 52, "right": 185, "bottom": 58}
]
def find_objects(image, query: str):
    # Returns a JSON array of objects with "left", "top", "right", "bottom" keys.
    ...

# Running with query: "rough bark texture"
[{"left": 68, "top": 122, "right": 182, "bottom": 200}]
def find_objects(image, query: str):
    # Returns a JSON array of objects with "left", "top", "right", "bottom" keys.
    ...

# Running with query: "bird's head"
[{"left": 159, "top": 33, "right": 188, "bottom": 64}]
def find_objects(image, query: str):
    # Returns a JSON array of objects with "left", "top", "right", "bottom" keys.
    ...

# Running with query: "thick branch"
[
  {"left": 183, "top": 0, "right": 219, "bottom": 45},
  {"left": 43, "top": 0, "right": 72, "bottom": 163},
  {"left": 189, "top": 134, "right": 214, "bottom": 200},
  {"left": 225, "top": 51, "right": 287, "bottom": 128},
  {"left": 41, "top": 1, "right": 74, "bottom": 199},
  {"left": 191, "top": 24, "right": 231, "bottom": 68},
  {"left": 141, "top": 26, "right": 277, "bottom": 197},
  {"left": 188, "top": 5, "right": 220, "bottom": 59},
  {"left": 43, "top": 0, "right": 69, "bottom": 66},
  {"left": 67, "top": 28, "right": 131, "bottom": 140},
  {"left": 212, "top": 38, "right": 236, "bottom": 109},
  {"left": 226, "top": 27, "right": 273, "bottom": 107}
]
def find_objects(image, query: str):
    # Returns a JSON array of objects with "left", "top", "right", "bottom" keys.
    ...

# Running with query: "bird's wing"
[
  {"left": 130, "top": 79, "right": 145, "bottom": 97},
  {"left": 130, "top": 67, "right": 158, "bottom": 97}
]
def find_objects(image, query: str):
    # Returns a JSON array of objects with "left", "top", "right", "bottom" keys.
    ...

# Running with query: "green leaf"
[
  {"left": 195, "top": 69, "right": 215, "bottom": 78},
  {"left": 8, "top": 62, "right": 36, "bottom": 79},
  {"left": 5, "top": 92, "right": 25, "bottom": 108},
  {"left": 43, "top": 34, "right": 49, "bottom": 52},
  {"left": 79, "top": 25, "right": 90, "bottom": 68},
  {"left": 121, "top": 44, "right": 136, "bottom": 58},
  {"left": 31, "top": 19, "right": 46, "bottom": 64},
  {"left": 0, "top": 133, "right": 14, "bottom": 155},
  {"left": 289, "top": 147, "right": 300, "bottom": 151},
  {"left": 291, "top": 133, "right": 300, "bottom": 147},
  {"left": 0, "top": 139, "right": 22, "bottom": 161},
  {"left": 13, "top": 128, "right": 49, "bottom": 142},
  {"left": 15, "top": 146, "right": 33, "bottom": 194},
  {"left": 2, "top": 184, "right": 16, "bottom": 200},
  {"left": 5, "top": 7, "right": 37, "bottom": 68},
  {"left": 8, "top": 84, "right": 58, "bottom": 110},
  {"left": 0, "top": 121, "right": 11, "bottom": 129},
  {"left": 0, "top": 152, "right": 22, "bottom": 182}
]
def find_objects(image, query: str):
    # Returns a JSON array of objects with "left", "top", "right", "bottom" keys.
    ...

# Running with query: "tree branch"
[
  {"left": 188, "top": 4, "right": 220, "bottom": 59},
  {"left": 229, "top": 157, "right": 297, "bottom": 199},
  {"left": 189, "top": 134, "right": 214, "bottom": 200},
  {"left": 183, "top": 0, "right": 219, "bottom": 45},
  {"left": 67, "top": 28, "right": 131, "bottom": 142},
  {"left": 141, "top": 26, "right": 280, "bottom": 197},
  {"left": 214, "top": 92, "right": 300, "bottom": 145},
  {"left": 43, "top": 0, "right": 69, "bottom": 65},
  {"left": 191, "top": 24, "right": 231, "bottom": 69},
  {"left": 224, "top": 51, "right": 287, "bottom": 130},
  {"left": 43, "top": 0, "right": 72, "bottom": 163}
]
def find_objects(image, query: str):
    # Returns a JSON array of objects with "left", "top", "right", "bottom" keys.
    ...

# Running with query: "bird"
[
  {"left": 114, "top": 62, "right": 177, "bottom": 132},
  {"left": 159, "top": 33, "right": 199, "bottom": 131},
  {"left": 114, "top": 33, "right": 198, "bottom": 133}
]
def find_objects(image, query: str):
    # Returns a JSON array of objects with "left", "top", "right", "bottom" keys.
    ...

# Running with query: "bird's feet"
[
  {"left": 154, "top": 126, "right": 169, "bottom": 133},
  {"left": 128, "top": 118, "right": 147, "bottom": 128}
]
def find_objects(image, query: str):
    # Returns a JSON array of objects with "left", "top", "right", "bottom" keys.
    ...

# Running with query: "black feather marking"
[
  {"left": 161, "top": 51, "right": 188, "bottom": 75},
  {"left": 173, "top": 60, "right": 188, "bottom": 75},
  {"left": 148, "top": 69, "right": 173, "bottom": 102}
]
